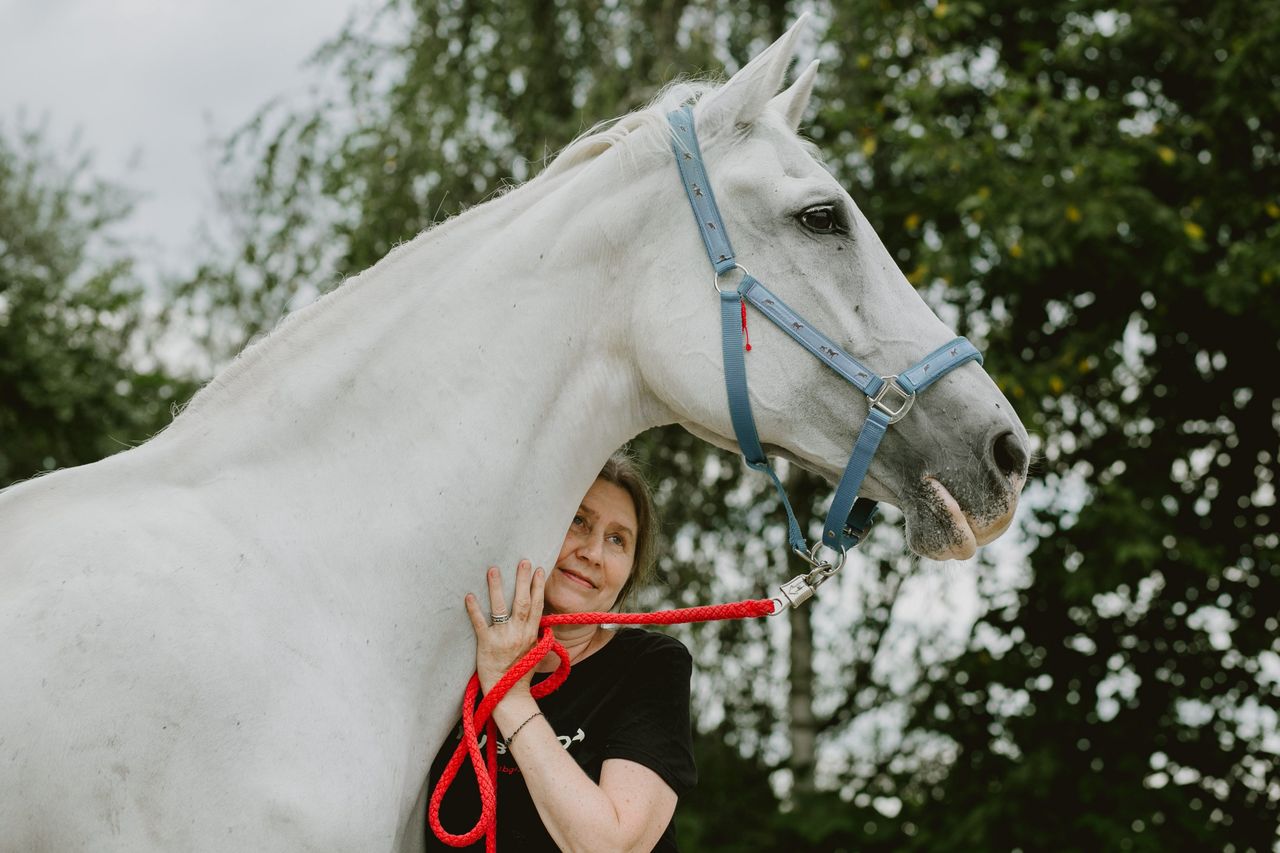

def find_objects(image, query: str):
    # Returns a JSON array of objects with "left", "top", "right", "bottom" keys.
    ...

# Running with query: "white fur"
[{"left": 0, "top": 15, "right": 1025, "bottom": 852}]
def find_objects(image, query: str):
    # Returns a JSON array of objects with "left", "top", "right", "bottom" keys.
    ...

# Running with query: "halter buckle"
[
  {"left": 870, "top": 375, "right": 916, "bottom": 423},
  {"left": 712, "top": 264, "right": 751, "bottom": 294}
]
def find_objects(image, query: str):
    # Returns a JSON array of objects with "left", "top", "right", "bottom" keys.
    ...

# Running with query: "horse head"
[{"left": 585, "top": 17, "right": 1030, "bottom": 560}]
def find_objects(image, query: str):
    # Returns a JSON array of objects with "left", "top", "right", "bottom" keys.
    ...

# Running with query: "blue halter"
[{"left": 667, "top": 105, "right": 982, "bottom": 585}]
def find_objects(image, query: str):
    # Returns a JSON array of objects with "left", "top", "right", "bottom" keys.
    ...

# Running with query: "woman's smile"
[{"left": 557, "top": 567, "right": 597, "bottom": 589}]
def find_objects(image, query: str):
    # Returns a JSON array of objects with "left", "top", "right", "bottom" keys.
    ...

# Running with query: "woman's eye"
[
  {"left": 572, "top": 515, "right": 586, "bottom": 527},
  {"left": 798, "top": 206, "right": 842, "bottom": 234}
]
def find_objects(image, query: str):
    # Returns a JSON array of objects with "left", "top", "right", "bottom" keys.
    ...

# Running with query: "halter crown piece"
[{"left": 667, "top": 104, "right": 982, "bottom": 609}]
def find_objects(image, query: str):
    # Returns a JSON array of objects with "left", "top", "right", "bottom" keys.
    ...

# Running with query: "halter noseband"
[{"left": 667, "top": 105, "right": 981, "bottom": 605}]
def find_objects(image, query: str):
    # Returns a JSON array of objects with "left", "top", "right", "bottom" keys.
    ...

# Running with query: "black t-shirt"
[{"left": 426, "top": 628, "right": 697, "bottom": 852}]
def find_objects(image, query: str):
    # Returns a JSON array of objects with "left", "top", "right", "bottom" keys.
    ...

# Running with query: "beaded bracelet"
[{"left": 505, "top": 711, "right": 543, "bottom": 748}]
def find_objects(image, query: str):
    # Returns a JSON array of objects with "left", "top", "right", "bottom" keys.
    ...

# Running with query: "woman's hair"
[{"left": 597, "top": 450, "right": 659, "bottom": 610}]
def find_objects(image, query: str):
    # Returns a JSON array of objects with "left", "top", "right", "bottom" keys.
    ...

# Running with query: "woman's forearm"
[{"left": 491, "top": 691, "right": 649, "bottom": 853}]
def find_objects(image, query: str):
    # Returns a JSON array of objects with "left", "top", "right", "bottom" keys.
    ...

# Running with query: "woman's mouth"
[{"left": 558, "top": 567, "right": 596, "bottom": 589}]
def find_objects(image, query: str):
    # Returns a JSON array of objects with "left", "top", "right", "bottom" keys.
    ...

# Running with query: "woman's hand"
[{"left": 464, "top": 559, "right": 546, "bottom": 696}]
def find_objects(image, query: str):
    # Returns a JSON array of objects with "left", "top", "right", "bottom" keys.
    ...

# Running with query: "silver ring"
[
  {"left": 490, "top": 612, "right": 511, "bottom": 625},
  {"left": 712, "top": 263, "right": 750, "bottom": 294}
]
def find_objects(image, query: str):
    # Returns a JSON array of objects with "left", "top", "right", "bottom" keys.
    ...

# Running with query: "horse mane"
[
  {"left": 176, "top": 80, "right": 722, "bottom": 425},
  {"left": 540, "top": 79, "right": 720, "bottom": 179}
]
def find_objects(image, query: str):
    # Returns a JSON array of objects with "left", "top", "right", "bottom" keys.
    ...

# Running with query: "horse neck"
[{"left": 157, "top": 165, "right": 662, "bottom": 594}]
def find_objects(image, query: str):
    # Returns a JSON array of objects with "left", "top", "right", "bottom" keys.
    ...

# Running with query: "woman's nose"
[{"left": 578, "top": 535, "right": 604, "bottom": 565}]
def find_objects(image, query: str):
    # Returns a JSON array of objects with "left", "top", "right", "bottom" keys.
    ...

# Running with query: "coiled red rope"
[{"left": 428, "top": 598, "right": 778, "bottom": 851}]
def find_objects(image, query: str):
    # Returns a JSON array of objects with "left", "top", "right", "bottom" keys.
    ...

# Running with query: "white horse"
[{"left": 0, "top": 18, "right": 1027, "bottom": 853}]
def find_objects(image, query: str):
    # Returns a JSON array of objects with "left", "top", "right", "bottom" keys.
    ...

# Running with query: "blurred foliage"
[
  {"left": 0, "top": 121, "right": 193, "bottom": 488},
  {"left": 121, "top": 0, "right": 1280, "bottom": 849},
  {"left": 828, "top": 1, "right": 1279, "bottom": 849}
]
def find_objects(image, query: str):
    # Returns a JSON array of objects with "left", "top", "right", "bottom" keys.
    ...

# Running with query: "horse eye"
[{"left": 799, "top": 206, "right": 842, "bottom": 234}]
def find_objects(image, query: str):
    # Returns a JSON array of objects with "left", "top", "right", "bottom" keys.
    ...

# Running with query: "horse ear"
[
  {"left": 697, "top": 12, "right": 810, "bottom": 132},
  {"left": 768, "top": 60, "right": 819, "bottom": 131}
]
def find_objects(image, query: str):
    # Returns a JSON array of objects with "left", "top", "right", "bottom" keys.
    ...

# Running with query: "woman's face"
[{"left": 545, "top": 478, "right": 638, "bottom": 614}]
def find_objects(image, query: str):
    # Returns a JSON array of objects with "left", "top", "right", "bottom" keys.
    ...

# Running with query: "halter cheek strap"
[{"left": 669, "top": 104, "right": 982, "bottom": 574}]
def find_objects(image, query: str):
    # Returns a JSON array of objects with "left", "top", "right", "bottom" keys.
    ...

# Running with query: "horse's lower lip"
[{"left": 923, "top": 477, "right": 978, "bottom": 560}]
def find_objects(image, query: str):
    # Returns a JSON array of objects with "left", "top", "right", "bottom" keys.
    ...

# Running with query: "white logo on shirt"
[
  {"left": 556, "top": 728, "right": 586, "bottom": 751},
  {"left": 483, "top": 727, "right": 586, "bottom": 755}
]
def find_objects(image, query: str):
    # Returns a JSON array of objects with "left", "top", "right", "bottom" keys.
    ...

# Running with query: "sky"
[{"left": 0, "top": 0, "right": 370, "bottom": 284}]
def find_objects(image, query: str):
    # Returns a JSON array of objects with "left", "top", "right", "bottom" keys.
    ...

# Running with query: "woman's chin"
[{"left": 545, "top": 581, "right": 594, "bottom": 614}]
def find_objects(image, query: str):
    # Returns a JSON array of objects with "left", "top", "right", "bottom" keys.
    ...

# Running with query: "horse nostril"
[{"left": 991, "top": 431, "right": 1028, "bottom": 479}]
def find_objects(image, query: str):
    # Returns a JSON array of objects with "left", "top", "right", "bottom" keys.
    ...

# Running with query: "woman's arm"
[
  {"left": 490, "top": 691, "right": 677, "bottom": 853},
  {"left": 464, "top": 562, "right": 678, "bottom": 853}
]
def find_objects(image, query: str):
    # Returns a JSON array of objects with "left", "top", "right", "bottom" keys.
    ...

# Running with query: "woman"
[{"left": 427, "top": 453, "right": 696, "bottom": 852}]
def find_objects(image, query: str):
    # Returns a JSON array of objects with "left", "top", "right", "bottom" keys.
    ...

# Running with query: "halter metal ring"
[
  {"left": 793, "top": 541, "right": 847, "bottom": 574},
  {"left": 870, "top": 375, "right": 916, "bottom": 424},
  {"left": 712, "top": 263, "right": 751, "bottom": 294}
]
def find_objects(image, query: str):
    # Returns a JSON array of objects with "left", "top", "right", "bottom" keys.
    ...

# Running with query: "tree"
[
  {"left": 821, "top": 0, "right": 1279, "bottom": 848},
  {"left": 0, "top": 120, "right": 190, "bottom": 488}
]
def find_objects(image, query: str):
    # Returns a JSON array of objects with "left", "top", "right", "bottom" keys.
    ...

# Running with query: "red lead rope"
[{"left": 428, "top": 598, "right": 778, "bottom": 851}]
